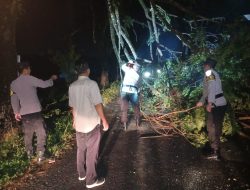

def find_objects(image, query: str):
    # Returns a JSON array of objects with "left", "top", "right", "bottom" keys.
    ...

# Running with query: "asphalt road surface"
[{"left": 5, "top": 100, "right": 250, "bottom": 190}]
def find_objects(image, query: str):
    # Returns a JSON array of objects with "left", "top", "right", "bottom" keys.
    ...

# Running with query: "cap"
[{"left": 203, "top": 58, "right": 217, "bottom": 68}]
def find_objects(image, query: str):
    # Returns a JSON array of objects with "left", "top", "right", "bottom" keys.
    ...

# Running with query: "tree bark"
[{"left": 0, "top": 0, "right": 19, "bottom": 104}]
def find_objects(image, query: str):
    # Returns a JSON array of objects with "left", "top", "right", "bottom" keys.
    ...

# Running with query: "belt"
[
  {"left": 123, "top": 85, "right": 138, "bottom": 91},
  {"left": 215, "top": 93, "right": 224, "bottom": 99},
  {"left": 205, "top": 93, "right": 224, "bottom": 104}
]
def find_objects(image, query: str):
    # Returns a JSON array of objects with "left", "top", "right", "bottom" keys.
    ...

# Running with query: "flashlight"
[
  {"left": 244, "top": 14, "right": 250, "bottom": 21},
  {"left": 143, "top": 71, "right": 151, "bottom": 78}
]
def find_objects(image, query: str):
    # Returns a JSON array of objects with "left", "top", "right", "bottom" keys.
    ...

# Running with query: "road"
[{"left": 5, "top": 100, "right": 250, "bottom": 190}]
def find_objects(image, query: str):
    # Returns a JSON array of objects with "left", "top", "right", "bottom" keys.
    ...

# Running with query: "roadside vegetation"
[
  {"left": 1, "top": 0, "right": 250, "bottom": 188},
  {"left": 0, "top": 83, "right": 119, "bottom": 188},
  {"left": 107, "top": 0, "right": 250, "bottom": 147}
]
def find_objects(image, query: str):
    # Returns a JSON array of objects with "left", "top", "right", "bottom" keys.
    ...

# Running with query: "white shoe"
[
  {"left": 78, "top": 176, "right": 86, "bottom": 181},
  {"left": 86, "top": 178, "right": 105, "bottom": 188}
]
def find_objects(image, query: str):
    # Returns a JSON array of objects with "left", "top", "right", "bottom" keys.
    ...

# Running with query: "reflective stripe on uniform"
[{"left": 10, "top": 90, "right": 15, "bottom": 96}]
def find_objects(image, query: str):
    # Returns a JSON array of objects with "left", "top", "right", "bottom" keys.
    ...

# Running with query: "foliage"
[
  {"left": 181, "top": 108, "right": 208, "bottom": 147},
  {"left": 0, "top": 129, "right": 28, "bottom": 188},
  {"left": 108, "top": 0, "right": 248, "bottom": 147},
  {"left": 0, "top": 110, "right": 75, "bottom": 188},
  {"left": 181, "top": 107, "right": 237, "bottom": 147},
  {"left": 101, "top": 81, "right": 120, "bottom": 106},
  {"left": 216, "top": 21, "right": 250, "bottom": 111},
  {"left": 140, "top": 58, "right": 204, "bottom": 146},
  {"left": 141, "top": 54, "right": 206, "bottom": 113},
  {"left": 45, "top": 111, "right": 74, "bottom": 157},
  {"left": 222, "top": 104, "right": 240, "bottom": 136},
  {"left": 141, "top": 67, "right": 172, "bottom": 114},
  {"left": 140, "top": 52, "right": 239, "bottom": 147},
  {"left": 0, "top": 82, "right": 119, "bottom": 188},
  {"left": 52, "top": 45, "right": 81, "bottom": 85}
]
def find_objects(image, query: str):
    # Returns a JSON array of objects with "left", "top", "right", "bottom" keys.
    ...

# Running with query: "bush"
[
  {"left": 0, "top": 129, "right": 28, "bottom": 187},
  {"left": 101, "top": 81, "right": 120, "bottom": 106},
  {"left": 140, "top": 55, "right": 239, "bottom": 147},
  {"left": 0, "top": 81, "right": 120, "bottom": 188},
  {"left": 45, "top": 111, "right": 75, "bottom": 157}
]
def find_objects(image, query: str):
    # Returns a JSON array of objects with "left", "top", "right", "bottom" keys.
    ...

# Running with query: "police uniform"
[
  {"left": 120, "top": 62, "right": 141, "bottom": 129},
  {"left": 200, "top": 69, "right": 227, "bottom": 153},
  {"left": 10, "top": 75, "right": 54, "bottom": 159}
]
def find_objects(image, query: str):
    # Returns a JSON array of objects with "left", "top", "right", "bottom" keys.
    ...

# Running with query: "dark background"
[
  {"left": 16, "top": 0, "right": 115, "bottom": 81},
  {"left": 15, "top": 0, "right": 250, "bottom": 80}
]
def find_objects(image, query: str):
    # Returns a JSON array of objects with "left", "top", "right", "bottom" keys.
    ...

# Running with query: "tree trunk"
[{"left": 0, "top": 0, "right": 19, "bottom": 104}]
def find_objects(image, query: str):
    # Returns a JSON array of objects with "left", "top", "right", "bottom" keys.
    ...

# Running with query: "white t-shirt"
[
  {"left": 121, "top": 64, "right": 140, "bottom": 93},
  {"left": 69, "top": 76, "right": 102, "bottom": 133}
]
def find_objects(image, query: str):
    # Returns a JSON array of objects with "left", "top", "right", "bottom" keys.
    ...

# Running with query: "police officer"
[
  {"left": 10, "top": 61, "right": 57, "bottom": 163},
  {"left": 120, "top": 60, "right": 141, "bottom": 130},
  {"left": 196, "top": 58, "right": 227, "bottom": 160}
]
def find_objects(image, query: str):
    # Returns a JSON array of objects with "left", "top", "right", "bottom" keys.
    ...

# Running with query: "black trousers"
[
  {"left": 206, "top": 105, "right": 227, "bottom": 151},
  {"left": 21, "top": 112, "right": 46, "bottom": 154}
]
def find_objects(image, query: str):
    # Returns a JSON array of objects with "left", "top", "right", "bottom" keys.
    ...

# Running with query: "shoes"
[
  {"left": 86, "top": 178, "right": 105, "bottom": 189},
  {"left": 78, "top": 176, "right": 86, "bottom": 181},
  {"left": 37, "top": 151, "right": 46, "bottom": 164},
  {"left": 206, "top": 149, "right": 221, "bottom": 161}
]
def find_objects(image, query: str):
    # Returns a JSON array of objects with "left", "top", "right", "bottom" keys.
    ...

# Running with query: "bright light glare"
[
  {"left": 144, "top": 71, "right": 151, "bottom": 78},
  {"left": 205, "top": 70, "right": 212, "bottom": 76},
  {"left": 157, "top": 69, "right": 161, "bottom": 74},
  {"left": 244, "top": 14, "right": 250, "bottom": 20}
]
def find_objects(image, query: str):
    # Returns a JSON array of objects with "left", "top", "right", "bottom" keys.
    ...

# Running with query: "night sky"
[
  {"left": 15, "top": 0, "right": 250, "bottom": 79},
  {"left": 16, "top": 0, "right": 104, "bottom": 53},
  {"left": 16, "top": 0, "right": 111, "bottom": 80}
]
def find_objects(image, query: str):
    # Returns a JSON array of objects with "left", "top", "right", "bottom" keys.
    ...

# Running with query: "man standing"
[
  {"left": 120, "top": 60, "right": 141, "bottom": 130},
  {"left": 68, "top": 62, "right": 109, "bottom": 189},
  {"left": 10, "top": 61, "right": 57, "bottom": 163},
  {"left": 196, "top": 58, "right": 227, "bottom": 160}
]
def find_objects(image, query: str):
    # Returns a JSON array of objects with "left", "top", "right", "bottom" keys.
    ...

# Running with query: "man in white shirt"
[
  {"left": 120, "top": 60, "right": 141, "bottom": 130},
  {"left": 69, "top": 62, "right": 109, "bottom": 188},
  {"left": 196, "top": 58, "right": 227, "bottom": 160}
]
